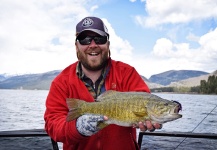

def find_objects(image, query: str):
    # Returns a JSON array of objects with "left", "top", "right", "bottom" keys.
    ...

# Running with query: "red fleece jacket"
[{"left": 44, "top": 59, "right": 150, "bottom": 150}]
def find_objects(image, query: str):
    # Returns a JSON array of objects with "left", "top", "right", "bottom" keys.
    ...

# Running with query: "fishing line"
[{"left": 175, "top": 104, "right": 217, "bottom": 149}]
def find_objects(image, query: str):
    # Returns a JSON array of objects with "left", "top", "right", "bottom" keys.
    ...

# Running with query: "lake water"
[{"left": 0, "top": 89, "right": 217, "bottom": 150}]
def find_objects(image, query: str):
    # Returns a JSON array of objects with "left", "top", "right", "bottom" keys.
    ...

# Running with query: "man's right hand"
[{"left": 76, "top": 114, "right": 106, "bottom": 136}]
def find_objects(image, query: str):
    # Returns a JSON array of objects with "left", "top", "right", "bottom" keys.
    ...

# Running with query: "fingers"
[
  {"left": 145, "top": 121, "right": 155, "bottom": 132},
  {"left": 137, "top": 121, "right": 163, "bottom": 132},
  {"left": 153, "top": 123, "right": 162, "bottom": 129},
  {"left": 138, "top": 122, "right": 147, "bottom": 132},
  {"left": 103, "top": 116, "right": 108, "bottom": 120}
]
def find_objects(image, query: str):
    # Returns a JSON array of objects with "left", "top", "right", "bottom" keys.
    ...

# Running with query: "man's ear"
[
  {"left": 75, "top": 42, "right": 78, "bottom": 51},
  {"left": 75, "top": 43, "right": 79, "bottom": 59}
]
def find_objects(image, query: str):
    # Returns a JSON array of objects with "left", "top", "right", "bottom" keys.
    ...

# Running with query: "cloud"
[
  {"left": 127, "top": 0, "right": 217, "bottom": 77},
  {"left": 0, "top": 0, "right": 97, "bottom": 74},
  {"left": 186, "top": 33, "right": 200, "bottom": 42},
  {"left": 102, "top": 19, "right": 134, "bottom": 62},
  {"left": 198, "top": 28, "right": 217, "bottom": 67},
  {"left": 135, "top": 0, "right": 217, "bottom": 27},
  {"left": 152, "top": 38, "right": 192, "bottom": 58},
  {"left": 0, "top": 0, "right": 134, "bottom": 75},
  {"left": 132, "top": 27, "right": 217, "bottom": 78},
  {"left": 0, "top": 0, "right": 87, "bottom": 53},
  {"left": 90, "top": 5, "right": 99, "bottom": 12},
  {"left": 0, "top": 0, "right": 216, "bottom": 79}
]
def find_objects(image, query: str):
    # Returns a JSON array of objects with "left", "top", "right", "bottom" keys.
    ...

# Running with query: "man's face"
[{"left": 75, "top": 31, "right": 110, "bottom": 71}]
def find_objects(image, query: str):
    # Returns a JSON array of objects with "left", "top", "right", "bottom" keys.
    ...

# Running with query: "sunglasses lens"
[
  {"left": 94, "top": 36, "right": 107, "bottom": 45},
  {"left": 78, "top": 37, "right": 92, "bottom": 45},
  {"left": 77, "top": 36, "right": 107, "bottom": 45}
]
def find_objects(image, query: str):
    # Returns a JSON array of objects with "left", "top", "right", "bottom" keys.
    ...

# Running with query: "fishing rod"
[{"left": 175, "top": 104, "right": 217, "bottom": 149}]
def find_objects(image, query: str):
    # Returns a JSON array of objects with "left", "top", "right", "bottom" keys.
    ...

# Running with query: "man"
[{"left": 44, "top": 16, "right": 162, "bottom": 150}]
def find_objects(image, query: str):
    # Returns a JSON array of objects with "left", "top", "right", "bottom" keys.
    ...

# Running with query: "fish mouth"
[
  {"left": 172, "top": 100, "right": 182, "bottom": 113},
  {"left": 168, "top": 101, "right": 182, "bottom": 118},
  {"left": 167, "top": 103, "right": 182, "bottom": 121},
  {"left": 166, "top": 105, "right": 182, "bottom": 118}
]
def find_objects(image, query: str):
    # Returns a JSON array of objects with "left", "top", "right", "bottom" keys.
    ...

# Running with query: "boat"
[{"left": 1, "top": 129, "right": 217, "bottom": 149}]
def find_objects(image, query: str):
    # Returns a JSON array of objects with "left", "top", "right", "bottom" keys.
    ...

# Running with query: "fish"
[{"left": 66, "top": 90, "right": 182, "bottom": 128}]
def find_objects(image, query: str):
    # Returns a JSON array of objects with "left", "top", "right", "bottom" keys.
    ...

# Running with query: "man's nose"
[{"left": 89, "top": 39, "right": 97, "bottom": 47}]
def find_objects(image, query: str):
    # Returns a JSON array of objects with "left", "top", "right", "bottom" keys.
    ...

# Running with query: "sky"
[{"left": 0, "top": 0, "right": 217, "bottom": 78}]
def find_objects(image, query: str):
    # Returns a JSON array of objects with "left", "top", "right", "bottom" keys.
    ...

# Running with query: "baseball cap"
[{"left": 76, "top": 17, "right": 109, "bottom": 38}]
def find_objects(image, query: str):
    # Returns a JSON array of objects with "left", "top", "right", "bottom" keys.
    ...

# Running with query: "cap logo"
[{"left": 82, "top": 18, "right": 93, "bottom": 27}]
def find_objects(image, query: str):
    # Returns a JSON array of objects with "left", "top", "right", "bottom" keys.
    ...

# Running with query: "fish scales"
[
  {"left": 66, "top": 90, "right": 182, "bottom": 128},
  {"left": 101, "top": 92, "right": 145, "bottom": 122}
]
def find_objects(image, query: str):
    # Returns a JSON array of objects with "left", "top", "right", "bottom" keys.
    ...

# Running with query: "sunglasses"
[{"left": 76, "top": 36, "right": 108, "bottom": 45}]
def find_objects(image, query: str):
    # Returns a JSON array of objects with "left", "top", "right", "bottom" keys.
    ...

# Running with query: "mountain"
[
  {"left": 0, "top": 69, "right": 214, "bottom": 90},
  {"left": 148, "top": 70, "right": 209, "bottom": 86},
  {"left": 140, "top": 75, "right": 149, "bottom": 82},
  {"left": 0, "top": 70, "right": 61, "bottom": 90},
  {"left": 168, "top": 70, "right": 217, "bottom": 87},
  {"left": 0, "top": 74, "right": 6, "bottom": 81},
  {"left": 140, "top": 75, "right": 164, "bottom": 89}
]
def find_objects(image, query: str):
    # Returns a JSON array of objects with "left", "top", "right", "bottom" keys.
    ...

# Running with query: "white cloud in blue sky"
[
  {"left": 0, "top": 0, "right": 217, "bottom": 78},
  {"left": 135, "top": 0, "right": 217, "bottom": 27}
]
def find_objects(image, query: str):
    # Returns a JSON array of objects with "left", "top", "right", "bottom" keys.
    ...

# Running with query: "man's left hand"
[{"left": 134, "top": 121, "right": 162, "bottom": 132}]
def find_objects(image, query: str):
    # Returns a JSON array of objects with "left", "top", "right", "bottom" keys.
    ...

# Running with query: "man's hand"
[
  {"left": 133, "top": 121, "right": 162, "bottom": 132},
  {"left": 76, "top": 114, "right": 107, "bottom": 136},
  {"left": 138, "top": 121, "right": 162, "bottom": 132}
]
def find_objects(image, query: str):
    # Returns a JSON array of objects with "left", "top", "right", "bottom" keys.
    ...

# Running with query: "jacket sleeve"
[{"left": 44, "top": 80, "right": 88, "bottom": 145}]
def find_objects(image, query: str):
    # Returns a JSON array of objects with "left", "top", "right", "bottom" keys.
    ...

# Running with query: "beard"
[{"left": 77, "top": 50, "right": 109, "bottom": 71}]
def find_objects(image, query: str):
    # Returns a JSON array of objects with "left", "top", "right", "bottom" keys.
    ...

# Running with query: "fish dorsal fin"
[{"left": 97, "top": 90, "right": 118, "bottom": 102}]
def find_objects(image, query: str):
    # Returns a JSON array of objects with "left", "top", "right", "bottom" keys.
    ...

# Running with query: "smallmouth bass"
[{"left": 66, "top": 90, "right": 182, "bottom": 128}]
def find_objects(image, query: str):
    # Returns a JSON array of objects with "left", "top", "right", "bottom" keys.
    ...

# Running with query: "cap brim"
[{"left": 77, "top": 29, "right": 108, "bottom": 37}]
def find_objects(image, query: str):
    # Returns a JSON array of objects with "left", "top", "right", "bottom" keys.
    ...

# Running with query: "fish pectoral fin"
[
  {"left": 133, "top": 111, "right": 147, "bottom": 117},
  {"left": 97, "top": 122, "right": 108, "bottom": 129}
]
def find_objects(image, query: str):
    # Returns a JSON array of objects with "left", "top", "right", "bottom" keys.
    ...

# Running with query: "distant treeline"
[
  {"left": 151, "top": 75, "right": 217, "bottom": 94},
  {"left": 200, "top": 75, "right": 217, "bottom": 94}
]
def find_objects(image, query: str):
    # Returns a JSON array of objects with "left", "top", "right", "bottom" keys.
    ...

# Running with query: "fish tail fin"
[{"left": 66, "top": 98, "right": 85, "bottom": 121}]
